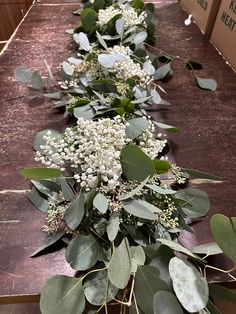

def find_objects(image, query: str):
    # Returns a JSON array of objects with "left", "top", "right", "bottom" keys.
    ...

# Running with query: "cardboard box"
[
  {"left": 211, "top": 0, "right": 236, "bottom": 70},
  {"left": 0, "top": 2, "right": 32, "bottom": 41},
  {"left": 179, "top": 0, "right": 222, "bottom": 36}
]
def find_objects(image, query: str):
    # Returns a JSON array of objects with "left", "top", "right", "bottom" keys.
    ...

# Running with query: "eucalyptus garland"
[{"left": 14, "top": 0, "right": 236, "bottom": 313}]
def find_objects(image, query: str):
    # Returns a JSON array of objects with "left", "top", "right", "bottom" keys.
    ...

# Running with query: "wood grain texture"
[{"left": 0, "top": 0, "right": 235, "bottom": 302}]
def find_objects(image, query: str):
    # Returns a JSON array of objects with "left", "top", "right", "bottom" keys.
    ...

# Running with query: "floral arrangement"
[{"left": 14, "top": 0, "right": 236, "bottom": 313}]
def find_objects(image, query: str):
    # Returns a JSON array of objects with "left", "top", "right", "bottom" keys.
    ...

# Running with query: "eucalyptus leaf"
[
  {"left": 65, "top": 234, "right": 100, "bottom": 270},
  {"left": 120, "top": 145, "right": 155, "bottom": 182},
  {"left": 64, "top": 192, "right": 84, "bottom": 230},
  {"left": 130, "top": 246, "right": 146, "bottom": 273},
  {"left": 68, "top": 57, "right": 83, "bottom": 65},
  {"left": 153, "top": 121, "right": 178, "bottom": 132},
  {"left": 31, "top": 230, "right": 64, "bottom": 257},
  {"left": 93, "top": 192, "right": 108, "bottom": 213},
  {"left": 143, "top": 61, "right": 155, "bottom": 75},
  {"left": 153, "top": 160, "right": 171, "bottom": 174},
  {"left": 196, "top": 77, "right": 217, "bottom": 91},
  {"left": 14, "top": 66, "right": 32, "bottom": 83},
  {"left": 125, "top": 117, "right": 149, "bottom": 140},
  {"left": 146, "top": 184, "right": 176, "bottom": 195},
  {"left": 119, "top": 176, "right": 149, "bottom": 201},
  {"left": 210, "top": 214, "right": 236, "bottom": 263},
  {"left": 40, "top": 275, "right": 85, "bottom": 314},
  {"left": 157, "top": 238, "right": 201, "bottom": 260},
  {"left": 115, "top": 18, "right": 124, "bottom": 39},
  {"left": 151, "top": 89, "right": 161, "bottom": 104},
  {"left": 27, "top": 187, "right": 50, "bottom": 212},
  {"left": 134, "top": 31, "right": 147, "bottom": 44},
  {"left": 73, "top": 32, "right": 91, "bottom": 51},
  {"left": 153, "top": 291, "right": 184, "bottom": 314},
  {"left": 80, "top": 8, "right": 97, "bottom": 32},
  {"left": 192, "top": 242, "right": 222, "bottom": 256},
  {"left": 151, "top": 255, "right": 173, "bottom": 288},
  {"left": 96, "top": 31, "right": 108, "bottom": 49},
  {"left": 31, "top": 71, "right": 44, "bottom": 89},
  {"left": 108, "top": 238, "right": 131, "bottom": 289},
  {"left": 98, "top": 53, "right": 125, "bottom": 68},
  {"left": 58, "top": 178, "right": 76, "bottom": 202},
  {"left": 135, "top": 265, "right": 169, "bottom": 314},
  {"left": 169, "top": 257, "right": 209, "bottom": 312},
  {"left": 21, "top": 167, "right": 61, "bottom": 180},
  {"left": 62, "top": 62, "right": 74, "bottom": 76},
  {"left": 206, "top": 300, "right": 222, "bottom": 314},
  {"left": 83, "top": 270, "right": 119, "bottom": 306},
  {"left": 183, "top": 168, "right": 222, "bottom": 180},
  {"left": 39, "top": 179, "right": 61, "bottom": 193},
  {"left": 154, "top": 63, "right": 171, "bottom": 80},
  {"left": 107, "top": 213, "right": 120, "bottom": 241},
  {"left": 137, "top": 200, "right": 162, "bottom": 214},
  {"left": 175, "top": 188, "right": 210, "bottom": 218},
  {"left": 74, "top": 106, "right": 94, "bottom": 120},
  {"left": 44, "top": 92, "right": 61, "bottom": 99},
  {"left": 121, "top": 199, "right": 157, "bottom": 220}
]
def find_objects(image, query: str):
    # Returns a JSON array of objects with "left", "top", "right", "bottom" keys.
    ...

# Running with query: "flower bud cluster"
[
  {"left": 171, "top": 164, "right": 187, "bottom": 184},
  {"left": 97, "top": 4, "right": 147, "bottom": 27},
  {"left": 107, "top": 45, "right": 150, "bottom": 80}
]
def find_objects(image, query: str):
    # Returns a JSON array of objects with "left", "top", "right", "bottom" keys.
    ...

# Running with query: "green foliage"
[
  {"left": 40, "top": 275, "right": 85, "bottom": 314},
  {"left": 108, "top": 238, "right": 131, "bottom": 289},
  {"left": 169, "top": 257, "right": 209, "bottom": 312},
  {"left": 83, "top": 270, "right": 119, "bottom": 305},
  {"left": 31, "top": 230, "right": 64, "bottom": 257},
  {"left": 196, "top": 77, "right": 217, "bottom": 91},
  {"left": 153, "top": 160, "right": 171, "bottom": 174},
  {"left": 120, "top": 145, "right": 155, "bottom": 182},
  {"left": 93, "top": 192, "right": 108, "bottom": 213},
  {"left": 135, "top": 265, "right": 169, "bottom": 314},
  {"left": 121, "top": 199, "right": 157, "bottom": 220},
  {"left": 80, "top": 8, "right": 98, "bottom": 31},
  {"left": 64, "top": 192, "right": 85, "bottom": 230},
  {"left": 125, "top": 117, "right": 149, "bottom": 139},
  {"left": 21, "top": 167, "right": 61, "bottom": 180},
  {"left": 65, "top": 234, "right": 101, "bottom": 270},
  {"left": 210, "top": 214, "right": 236, "bottom": 263},
  {"left": 153, "top": 291, "right": 184, "bottom": 314}
]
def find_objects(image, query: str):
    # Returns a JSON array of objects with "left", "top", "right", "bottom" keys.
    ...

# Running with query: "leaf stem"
[{"left": 203, "top": 264, "right": 236, "bottom": 278}]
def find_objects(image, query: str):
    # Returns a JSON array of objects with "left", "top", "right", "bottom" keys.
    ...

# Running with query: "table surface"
[{"left": 0, "top": 0, "right": 235, "bottom": 302}]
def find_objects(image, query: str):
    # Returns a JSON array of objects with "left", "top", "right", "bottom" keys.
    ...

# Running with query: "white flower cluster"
[
  {"left": 97, "top": 4, "right": 147, "bottom": 27},
  {"left": 107, "top": 45, "right": 150, "bottom": 81},
  {"left": 35, "top": 117, "right": 167, "bottom": 192},
  {"left": 138, "top": 120, "right": 167, "bottom": 159},
  {"left": 36, "top": 117, "right": 130, "bottom": 191}
]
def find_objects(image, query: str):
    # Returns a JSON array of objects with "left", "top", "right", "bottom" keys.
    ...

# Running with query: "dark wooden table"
[{"left": 0, "top": 0, "right": 235, "bottom": 308}]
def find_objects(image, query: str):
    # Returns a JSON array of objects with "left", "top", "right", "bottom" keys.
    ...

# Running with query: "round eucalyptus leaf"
[
  {"left": 108, "top": 238, "right": 131, "bottom": 289},
  {"left": 130, "top": 245, "right": 146, "bottom": 273},
  {"left": 143, "top": 61, "right": 155, "bottom": 75},
  {"left": 153, "top": 291, "right": 184, "bottom": 314},
  {"left": 125, "top": 117, "right": 149, "bottom": 140},
  {"left": 98, "top": 53, "right": 125, "bottom": 68},
  {"left": 65, "top": 234, "right": 100, "bottom": 271},
  {"left": 169, "top": 257, "right": 209, "bottom": 313},
  {"left": 83, "top": 270, "right": 119, "bottom": 306},
  {"left": 40, "top": 275, "right": 85, "bottom": 314},
  {"left": 62, "top": 61, "right": 74, "bottom": 76},
  {"left": 135, "top": 265, "right": 169, "bottom": 314},
  {"left": 31, "top": 71, "right": 44, "bottom": 89},
  {"left": 73, "top": 32, "right": 91, "bottom": 51},
  {"left": 93, "top": 192, "right": 108, "bottom": 213},
  {"left": 134, "top": 31, "right": 147, "bottom": 44},
  {"left": 14, "top": 66, "right": 32, "bottom": 83},
  {"left": 210, "top": 214, "right": 236, "bottom": 263},
  {"left": 120, "top": 144, "right": 155, "bottom": 182},
  {"left": 154, "top": 63, "right": 171, "bottom": 80},
  {"left": 107, "top": 213, "right": 120, "bottom": 241}
]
